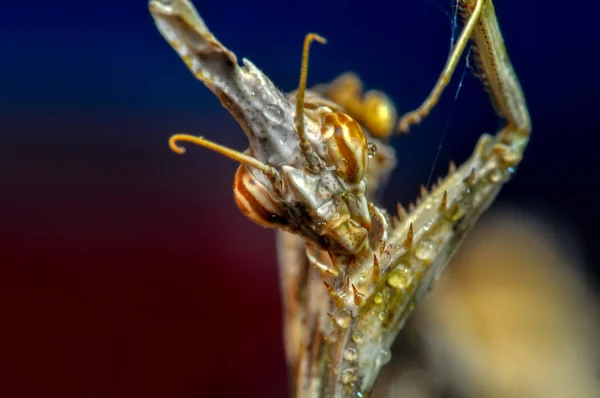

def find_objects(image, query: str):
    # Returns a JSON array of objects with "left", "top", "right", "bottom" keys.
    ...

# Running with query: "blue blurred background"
[{"left": 1, "top": 0, "right": 598, "bottom": 396}]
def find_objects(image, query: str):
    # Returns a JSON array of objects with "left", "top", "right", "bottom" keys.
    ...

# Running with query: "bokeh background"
[{"left": 1, "top": 0, "right": 599, "bottom": 397}]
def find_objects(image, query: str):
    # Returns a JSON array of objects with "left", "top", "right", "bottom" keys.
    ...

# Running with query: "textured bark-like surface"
[{"left": 149, "top": 0, "right": 530, "bottom": 396}]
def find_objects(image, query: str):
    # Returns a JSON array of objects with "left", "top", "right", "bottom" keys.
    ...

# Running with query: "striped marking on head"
[
  {"left": 321, "top": 112, "right": 368, "bottom": 184},
  {"left": 233, "top": 165, "right": 288, "bottom": 228}
]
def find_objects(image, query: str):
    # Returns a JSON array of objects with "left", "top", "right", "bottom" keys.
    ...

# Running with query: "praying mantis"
[{"left": 148, "top": 0, "right": 530, "bottom": 396}]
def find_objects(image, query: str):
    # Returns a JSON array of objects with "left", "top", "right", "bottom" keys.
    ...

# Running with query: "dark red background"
[{"left": 1, "top": 112, "right": 287, "bottom": 396}]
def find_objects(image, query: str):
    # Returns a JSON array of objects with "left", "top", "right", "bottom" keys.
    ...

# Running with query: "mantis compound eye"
[
  {"left": 321, "top": 111, "right": 368, "bottom": 184},
  {"left": 233, "top": 165, "right": 288, "bottom": 228}
]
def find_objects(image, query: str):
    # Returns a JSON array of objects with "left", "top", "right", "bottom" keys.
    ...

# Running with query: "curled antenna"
[
  {"left": 295, "top": 33, "right": 327, "bottom": 152},
  {"left": 169, "top": 134, "right": 276, "bottom": 176}
]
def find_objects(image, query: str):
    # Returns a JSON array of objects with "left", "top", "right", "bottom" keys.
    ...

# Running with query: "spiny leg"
[
  {"left": 354, "top": 0, "right": 532, "bottom": 391},
  {"left": 461, "top": 0, "right": 531, "bottom": 142}
]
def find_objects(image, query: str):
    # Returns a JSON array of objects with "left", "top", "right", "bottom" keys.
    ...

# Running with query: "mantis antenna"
[
  {"left": 169, "top": 134, "right": 275, "bottom": 176},
  {"left": 295, "top": 33, "right": 327, "bottom": 153}
]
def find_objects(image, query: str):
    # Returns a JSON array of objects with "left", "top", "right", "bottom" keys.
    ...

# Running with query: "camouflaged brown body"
[{"left": 149, "top": 0, "right": 531, "bottom": 396}]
